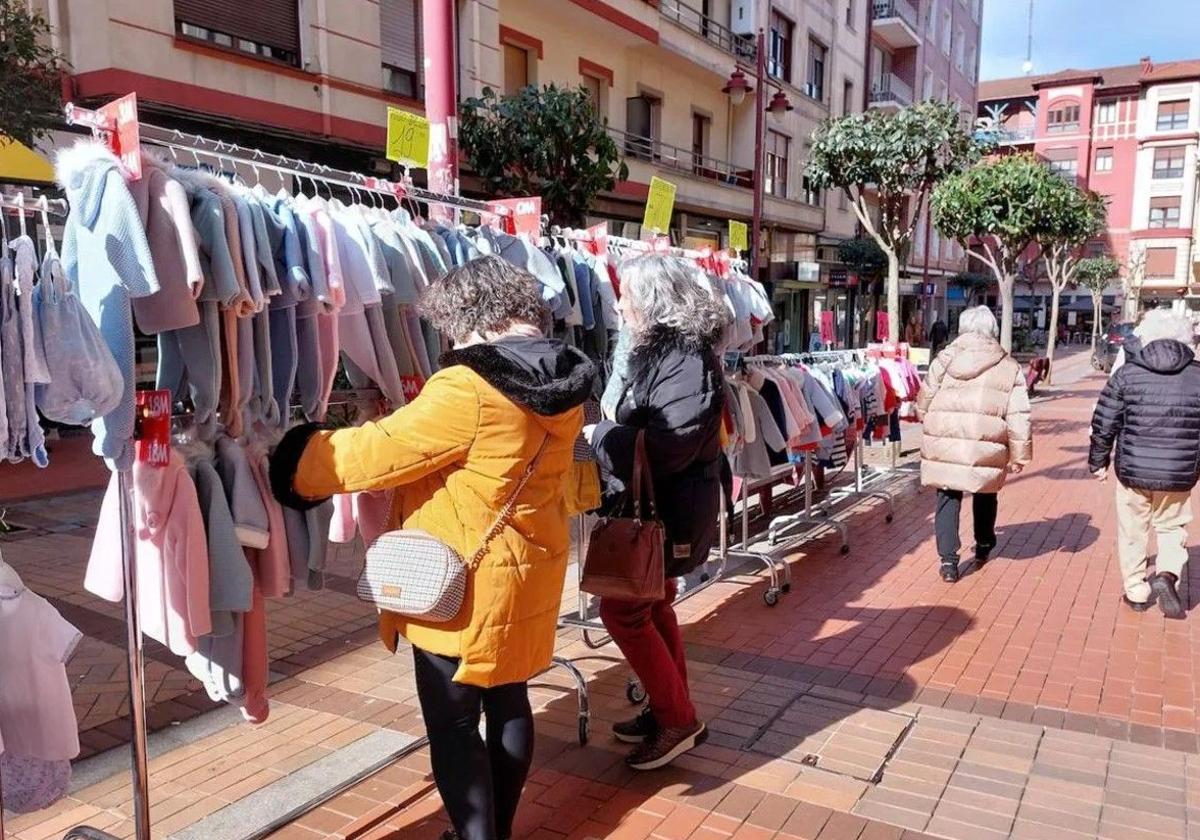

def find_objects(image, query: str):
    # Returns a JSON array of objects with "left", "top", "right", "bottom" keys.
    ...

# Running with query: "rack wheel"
[
  {"left": 764, "top": 589, "right": 780, "bottom": 606},
  {"left": 886, "top": 514, "right": 894, "bottom": 523},
  {"left": 626, "top": 680, "right": 646, "bottom": 704},
  {"left": 781, "top": 582, "right": 792, "bottom": 593},
  {"left": 578, "top": 717, "right": 589, "bottom": 746},
  {"left": 840, "top": 544, "right": 850, "bottom": 555}
]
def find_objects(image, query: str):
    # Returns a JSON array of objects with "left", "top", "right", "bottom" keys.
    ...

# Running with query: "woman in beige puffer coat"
[{"left": 917, "top": 306, "right": 1033, "bottom": 582}]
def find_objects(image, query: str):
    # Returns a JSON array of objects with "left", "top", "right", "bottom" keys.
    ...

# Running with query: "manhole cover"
[{"left": 744, "top": 693, "right": 914, "bottom": 782}]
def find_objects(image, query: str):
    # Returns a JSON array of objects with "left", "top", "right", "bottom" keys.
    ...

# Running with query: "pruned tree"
[
  {"left": 1038, "top": 184, "right": 1107, "bottom": 381},
  {"left": 948, "top": 271, "right": 994, "bottom": 308},
  {"left": 0, "top": 0, "right": 67, "bottom": 146},
  {"left": 805, "top": 100, "right": 983, "bottom": 342},
  {"left": 1075, "top": 255, "right": 1121, "bottom": 351},
  {"left": 459, "top": 84, "right": 628, "bottom": 225},
  {"left": 933, "top": 154, "right": 1075, "bottom": 351}
]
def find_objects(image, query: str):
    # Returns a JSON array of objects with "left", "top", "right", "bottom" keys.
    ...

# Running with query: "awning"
[{"left": 0, "top": 137, "right": 54, "bottom": 184}]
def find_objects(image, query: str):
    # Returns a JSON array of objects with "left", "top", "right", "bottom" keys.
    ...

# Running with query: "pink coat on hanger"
[{"left": 85, "top": 453, "right": 212, "bottom": 657}]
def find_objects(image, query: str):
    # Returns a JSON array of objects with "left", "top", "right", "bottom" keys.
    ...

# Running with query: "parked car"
[{"left": 1093, "top": 322, "right": 1135, "bottom": 372}]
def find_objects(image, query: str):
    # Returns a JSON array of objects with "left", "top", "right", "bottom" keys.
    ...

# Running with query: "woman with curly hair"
[{"left": 586, "top": 255, "right": 730, "bottom": 770}]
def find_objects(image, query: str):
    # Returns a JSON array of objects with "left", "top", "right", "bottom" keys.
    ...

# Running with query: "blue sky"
[{"left": 981, "top": 0, "right": 1200, "bottom": 81}]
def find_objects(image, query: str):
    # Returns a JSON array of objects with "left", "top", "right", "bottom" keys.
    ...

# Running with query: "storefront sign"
[
  {"left": 99, "top": 93, "right": 142, "bottom": 180},
  {"left": 135, "top": 390, "right": 171, "bottom": 467},
  {"left": 642, "top": 176, "right": 677, "bottom": 235},
  {"left": 386, "top": 107, "right": 431, "bottom": 168},
  {"left": 820, "top": 311, "right": 835, "bottom": 344},
  {"left": 923, "top": 283, "right": 936, "bottom": 297},
  {"left": 829, "top": 269, "right": 848, "bottom": 287},
  {"left": 728, "top": 220, "right": 748, "bottom": 252},
  {"left": 488, "top": 196, "right": 542, "bottom": 237}
]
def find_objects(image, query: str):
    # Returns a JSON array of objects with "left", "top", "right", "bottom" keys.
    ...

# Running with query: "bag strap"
[
  {"left": 632, "top": 430, "right": 657, "bottom": 521},
  {"left": 465, "top": 434, "right": 551, "bottom": 572}
]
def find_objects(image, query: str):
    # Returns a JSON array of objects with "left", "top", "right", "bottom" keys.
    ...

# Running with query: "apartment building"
[
  {"left": 868, "top": 0, "right": 983, "bottom": 335},
  {"left": 978, "top": 57, "right": 1200, "bottom": 320}
]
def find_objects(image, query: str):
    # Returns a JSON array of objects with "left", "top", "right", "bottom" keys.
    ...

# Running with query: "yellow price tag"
[
  {"left": 729, "top": 220, "right": 748, "bottom": 252},
  {"left": 386, "top": 107, "right": 430, "bottom": 168},
  {"left": 642, "top": 176, "right": 677, "bottom": 235}
]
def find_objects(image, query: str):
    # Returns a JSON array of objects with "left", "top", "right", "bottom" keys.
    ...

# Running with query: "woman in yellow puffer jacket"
[{"left": 270, "top": 256, "right": 595, "bottom": 840}]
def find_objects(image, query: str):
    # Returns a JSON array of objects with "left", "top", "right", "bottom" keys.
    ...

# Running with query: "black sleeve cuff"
[{"left": 269, "top": 423, "right": 328, "bottom": 511}]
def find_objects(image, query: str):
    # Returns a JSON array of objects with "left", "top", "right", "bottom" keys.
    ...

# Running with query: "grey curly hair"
[
  {"left": 620, "top": 255, "right": 730, "bottom": 346},
  {"left": 419, "top": 255, "right": 546, "bottom": 344}
]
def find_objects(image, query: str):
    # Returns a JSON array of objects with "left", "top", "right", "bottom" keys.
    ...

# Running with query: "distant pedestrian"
[
  {"left": 917, "top": 306, "right": 1033, "bottom": 582},
  {"left": 928, "top": 318, "right": 949, "bottom": 355},
  {"left": 1089, "top": 309, "right": 1200, "bottom": 619}
]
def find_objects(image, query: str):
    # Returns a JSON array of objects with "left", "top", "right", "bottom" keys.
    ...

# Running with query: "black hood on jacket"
[
  {"left": 440, "top": 337, "right": 597, "bottom": 416},
  {"left": 1126, "top": 337, "right": 1196, "bottom": 375}
]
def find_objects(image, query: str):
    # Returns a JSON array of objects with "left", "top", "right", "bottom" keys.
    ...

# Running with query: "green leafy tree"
[
  {"left": 1037, "top": 185, "right": 1107, "bottom": 381},
  {"left": 459, "top": 84, "right": 628, "bottom": 226},
  {"left": 933, "top": 154, "right": 1078, "bottom": 351},
  {"left": 805, "top": 100, "right": 983, "bottom": 342},
  {"left": 948, "top": 271, "right": 994, "bottom": 308},
  {"left": 0, "top": 0, "right": 65, "bottom": 147},
  {"left": 1075, "top": 255, "right": 1121, "bottom": 351}
]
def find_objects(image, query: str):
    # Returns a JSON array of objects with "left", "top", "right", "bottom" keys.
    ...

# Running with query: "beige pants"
[{"left": 1114, "top": 483, "right": 1192, "bottom": 602}]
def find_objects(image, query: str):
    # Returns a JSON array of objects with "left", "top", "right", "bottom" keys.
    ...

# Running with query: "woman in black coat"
[{"left": 587, "top": 254, "right": 729, "bottom": 771}]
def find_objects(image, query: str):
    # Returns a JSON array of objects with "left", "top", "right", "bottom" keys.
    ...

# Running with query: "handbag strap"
[
  {"left": 631, "top": 430, "right": 658, "bottom": 521},
  {"left": 465, "top": 434, "right": 551, "bottom": 572}
]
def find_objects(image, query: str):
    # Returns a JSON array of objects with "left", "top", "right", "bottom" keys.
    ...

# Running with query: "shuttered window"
[
  {"left": 1144, "top": 246, "right": 1177, "bottom": 278},
  {"left": 175, "top": 0, "right": 300, "bottom": 64},
  {"left": 382, "top": 0, "right": 421, "bottom": 97}
]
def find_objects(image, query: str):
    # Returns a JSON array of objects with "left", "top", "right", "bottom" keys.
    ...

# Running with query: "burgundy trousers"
[{"left": 599, "top": 579, "right": 697, "bottom": 729}]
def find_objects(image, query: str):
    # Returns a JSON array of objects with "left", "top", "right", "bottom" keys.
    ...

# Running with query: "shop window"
[
  {"left": 1149, "top": 196, "right": 1182, "bottom": 229},
  {"left": 768, "top": 9, "right": 793, "bottom": 82},
  {"left": 1094, "top": 148, "right": 1113, "bottom": 173},
  {"left": 1157, "top": 100, "right": 1190, "bottom": 131},
  {"left": 1144, "top": 246, "right": 1177, "bottom": 278},
  {"left": 175, "top": 0, "right": 300, "bottom": 65},
  {"left": 765, "top": 130, "right": 790, "bottom": 198},
  {"left": 1153, "top": 146, "right": 1186, "bottom": 179}
]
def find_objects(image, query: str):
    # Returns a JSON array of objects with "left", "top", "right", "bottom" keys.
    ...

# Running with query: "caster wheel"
[
  {"left": 626, "top": 680, "right": 646, "bottom": 704},
  {"left": 764, "top": 589, "right": 780, "bottom": 606},
  {"left": 781, "top": 583, "right": 792, "bottom": 593},
  {"left": 699, "top": 573, "right": 711, "bottom": 583},
  {"left": 886, "top": 514, "right": 894, "bottom": 523},
  {"left": 840, "top": 544, "right": 850, "bottom": 555},
  {"left": 578, "top": 718, "right": 589, "bottom": 746}
]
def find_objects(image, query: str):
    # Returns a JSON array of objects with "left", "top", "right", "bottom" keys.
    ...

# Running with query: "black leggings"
[
  {"left": 935, "top": 489, "right": 998, "bottom": 562},
  {"left": 411, "top": 647, "right": 534, "bottom": 840}
]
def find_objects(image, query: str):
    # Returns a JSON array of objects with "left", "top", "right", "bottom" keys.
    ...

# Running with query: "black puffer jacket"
[
  {"left": 1088, "top": 337, "right": 1200, "bottom": 491},
  {"left": 592, "top": 328, "right": 731, "bottom": 578}
]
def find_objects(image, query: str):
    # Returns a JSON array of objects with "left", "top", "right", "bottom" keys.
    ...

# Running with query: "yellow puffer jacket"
[{"left": 274, "top": 337, "right": 595, "bottom": 687}]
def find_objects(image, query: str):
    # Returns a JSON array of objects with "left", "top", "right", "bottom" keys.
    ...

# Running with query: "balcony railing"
[
  {"left": 608, "top": 126, "right": 753, "bottom": 189},
  {"left": 869, "top": 74, "right": 914, "bottom": 107},
  {"left": 997, "top": 126, "right": 1035, "bottom": 143},
  {"left": 658, "top": 0, "right": 757, "bottom": 61},
  {"left": 872, "top": 0, "right": 919, "bottom": 32}
]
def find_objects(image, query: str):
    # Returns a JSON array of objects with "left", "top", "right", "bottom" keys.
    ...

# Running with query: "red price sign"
[
  {"left": 99, "top": 93, "right": 142, "bottom": 181},
  {"left": 135, "top": 390, "right": 172, "bottom": 467},
  {"left": 488, "top": 197, "right": 542, "bottom": 237},
  {"left": 584, "top": 222, "right": 608, "bottom": 255},
  {"left": 400, "top": 376, "right": 423, "bottom": 402}
]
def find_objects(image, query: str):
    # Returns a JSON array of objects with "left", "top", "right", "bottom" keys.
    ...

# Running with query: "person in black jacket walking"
[
  {"left": 1089, "top": 309, "right": 1200, "bottom": 619},
  {"left": 586, "top": 254, "right": 729, "bottom": 771}
]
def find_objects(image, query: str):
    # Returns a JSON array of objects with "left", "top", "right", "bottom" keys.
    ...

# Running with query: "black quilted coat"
[{"left": 1088, "top": 337, "right": 1200, "bottom": 492}]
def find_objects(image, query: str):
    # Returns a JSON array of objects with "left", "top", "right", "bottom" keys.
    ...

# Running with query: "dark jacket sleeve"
[
  {"left": 269, "top": 423, "right": 327, "bottom": 510},
  {"left": 1088, "top": 372, "right": 1125, "bottom": 474},
  {"left": 592, "top": 354, "right": 721, "bottom": 484}
]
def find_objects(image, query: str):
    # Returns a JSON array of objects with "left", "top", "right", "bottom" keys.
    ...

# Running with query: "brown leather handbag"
[{"left": 580, "top": 430, "right": 666, "bottom": 601}]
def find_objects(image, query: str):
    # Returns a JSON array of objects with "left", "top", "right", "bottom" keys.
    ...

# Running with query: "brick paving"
[{"left": 7, "top": 350, "right": 1200, "bottom": 839}]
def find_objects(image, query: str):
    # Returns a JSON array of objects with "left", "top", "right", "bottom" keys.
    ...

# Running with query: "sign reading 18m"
[{"left": 386, "top": 107, "right": 431, "bottom": 168}]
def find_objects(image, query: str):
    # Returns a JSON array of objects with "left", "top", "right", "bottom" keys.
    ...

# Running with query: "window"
[
  {"left": 768, "top": 10, "right": 793, "bottom": 82},
  {"left": 1094, "top": 147, "right": 1113, "bottom": 173},
  {"left": 843, "top": 80, "right": 854, "bottom": 116},
  {"left": 765, "top": 130, "right": 790, "bottom": 198},
  {"left": 922, "top": 69, "right": 934, "bottom": 100},
  {"left": 806, "top": 39, "right": 827, "bottom": 101},
  {"left": 1153, "top": 146, "right": 1186, "bottom": 179},
  {"left": 953, "top": 29, "right": 964, "bottom": 71},
  {"left": 802, "top": 175, "right": 821, "bottom": 205},
  {"left": 941, "top": 8, "right": 952, "bottom": 54},
  {"left": 1149, "top": 196, "right": 1182, "bottom": 229},
  {"left": 582, "top": 74, "right": 603, "bottom": 119},
  {"left": 1157, "top": 100, "right": 1190, "bottom": 131},
  {"left": 966, "top": 43, "right": 977, "bottom": 82},
  {"left": 691, "top": 112, "right": 711, "bottom": 172},
  {"left": 625, "top": 95, "right": 660, "bottom": 159},
  {"left": 381, "top": 0, "right": 421, "bottom": 98},
  {"left": 1096, "top": 100, "right": 1117, "bottom": 124},
  {"left": 175, "top": 0, "right": 300, "bottom": 65},
  {"left": 1046, "top": 149, "right": 1078, "bottom": 181},
  {"left": 1144, "top": 246, "right": 1178, "bottom": 278},
  {"left": 1047, "top": 102, "right": 1080, "bottom": 133},
  {"left": 503, "top": 43, "right": 531, "bottom": 95}
]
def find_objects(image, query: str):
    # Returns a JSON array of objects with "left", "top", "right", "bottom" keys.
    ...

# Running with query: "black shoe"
[
  {"left": 1122, "top": 594, "right": 1154, "bottom": 613},
  {"left": 940, "top": 562, "right": 960, "bottom": 582},
  {"left": 440, "top": 832, "right": 460, "bottom": 840},
  {"left": 613, "top": 707, "right": 658, "bottom": 744},
  {"left": 626, "top": 721, "right": 706, "bottom": 771},
  {"left": 1151, "top": 573, "right": 1186, "bottom": 619},
  {"left": 975, "top": 543, "right": 996, "bottom": 563}
]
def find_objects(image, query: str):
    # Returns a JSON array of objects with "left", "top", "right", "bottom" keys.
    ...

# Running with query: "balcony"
[
  {"left": 871, "top": 0, "right": 920, "bottom": 49},
  {"left": 609, "top": 127, "right": 754, "bottom": 189},
  {"left": 996, "top": 126, "right": 1035, "bottom": 144},
  {"left": 658, "top": 0, "right": 757, "bottom": 61},
  {"left": 868, "top": 74, "right": 913, "bottom": 111}
]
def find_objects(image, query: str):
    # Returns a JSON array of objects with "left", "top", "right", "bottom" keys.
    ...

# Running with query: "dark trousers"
[
  {"left": 935, "top": 489, "right": 998, "bottom": 563},
  {"left": 411, "top": 648, "right": 533, "bottom": 840},
  {"left": 599, "top": 579, "right": 697, "bottom": 729}
]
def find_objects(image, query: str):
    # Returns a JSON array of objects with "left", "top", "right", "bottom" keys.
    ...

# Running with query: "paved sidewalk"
[{"left": 6, "top": 354, "right": 1200, "bottom": 840}]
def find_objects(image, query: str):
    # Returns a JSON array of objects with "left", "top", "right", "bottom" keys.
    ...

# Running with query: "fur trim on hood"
[{"left": 441, "top": 337, "right": 596, "bottom": 419}]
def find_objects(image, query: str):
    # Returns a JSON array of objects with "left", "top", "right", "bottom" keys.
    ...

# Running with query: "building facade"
[{"left": 978, "top": 58, "right": 1200, "bottom": 321}]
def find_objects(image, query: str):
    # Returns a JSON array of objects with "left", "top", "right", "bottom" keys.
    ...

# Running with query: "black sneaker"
[
  {"left": 626, "top": 721, "right": 706, "bottom": 771},
  {"left": 975, "top": 543, "right": 996, "bottom": 563},
  {"left": 1122, "top": 594, "right": 1154, "bottom": 613},
  {"left": 940, "top": 562, "right": 960, "bottom": 582},
  {"left": 613, "top": 707, "right": 658, "bottom": 744},
  {"left": 1151, "top": 572, "right": 1186, "bottom": 619}
]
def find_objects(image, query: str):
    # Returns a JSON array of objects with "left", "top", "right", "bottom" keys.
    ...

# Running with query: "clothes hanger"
[
  {"left": 16, "top": 192, "right": 27, "bottom": 239},
  {"left": 38, "top": 195, "right": 54, "bottom": 255}
]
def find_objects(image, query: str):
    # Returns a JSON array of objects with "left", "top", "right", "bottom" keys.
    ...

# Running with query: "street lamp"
[
  {"left": 767, "top": 90, "right": 794, "bottom": 123},
  {"left": 721, "top": 69, "right": 752, "bottom": 107}
]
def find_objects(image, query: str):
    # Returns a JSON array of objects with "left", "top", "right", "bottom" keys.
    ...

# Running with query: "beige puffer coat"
[{"left": 918, "top": 333, "right": 1033, "bottom": 493}]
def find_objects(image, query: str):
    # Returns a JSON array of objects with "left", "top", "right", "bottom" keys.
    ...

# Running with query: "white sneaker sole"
[
  {"left": 614, "top": 731, "right": 649, "bottom": 744},
  {"left": 627, "top": 724, "right": 706, "bottom": 771}
]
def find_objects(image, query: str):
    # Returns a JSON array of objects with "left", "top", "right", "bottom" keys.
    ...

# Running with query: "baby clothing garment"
[{"left": 0, "top": 753, "right": 72, "bottom": 814}]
